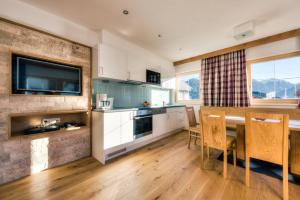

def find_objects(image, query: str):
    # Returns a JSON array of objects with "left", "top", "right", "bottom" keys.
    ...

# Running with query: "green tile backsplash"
[{"left": 92, "top": 80, "right": 173, "bottom": 108}]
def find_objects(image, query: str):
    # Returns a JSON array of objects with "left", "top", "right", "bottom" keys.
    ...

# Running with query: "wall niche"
[{"left": 0, "top": 18, "right": 91, "bottom": 185}]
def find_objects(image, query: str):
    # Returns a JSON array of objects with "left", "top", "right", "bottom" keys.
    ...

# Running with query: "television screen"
[{"left": 12, "top": 54, "right": 82, "bottom": 96}]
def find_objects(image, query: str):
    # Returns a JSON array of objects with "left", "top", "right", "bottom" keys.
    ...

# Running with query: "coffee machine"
[{"left": 96, "top": 93, "right": 113, "bottom": 110}]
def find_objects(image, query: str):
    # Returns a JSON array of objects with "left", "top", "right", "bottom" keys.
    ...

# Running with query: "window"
[
  {"left": 249, "top": 53, "right": 300, "bottom": 104},
  {"left": 150, "top": 89, "right": 171, "bottom": 106},
  {"left": 176, "top": 72, "right": 200, "bottom": 101}
]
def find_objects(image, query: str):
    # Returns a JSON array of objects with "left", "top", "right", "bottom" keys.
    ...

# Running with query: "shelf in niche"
[
  {"left": 9, "top": 110, "right": 89, "bottom": 138},
  {"left": 11, "top": 126, "right": 89, "bottom": 140}
]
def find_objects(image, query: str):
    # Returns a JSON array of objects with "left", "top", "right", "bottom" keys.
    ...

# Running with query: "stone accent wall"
[{"left": 0, "top": 19, "right": 91, "bottom": 184}]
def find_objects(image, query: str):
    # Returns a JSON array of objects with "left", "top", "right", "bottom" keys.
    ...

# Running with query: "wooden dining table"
[
  {"left": 225, "top": 115, "right": 300, "bottom": 131},
  {"left": 224, "top": 115, "right": 300, "bottom": 175}
]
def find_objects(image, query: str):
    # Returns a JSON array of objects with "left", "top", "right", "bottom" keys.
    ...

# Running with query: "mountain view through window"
[
  {"left": 251, "top": 56, "right": 300, "bottom": 99},
  {"left": 177, "top": 73, "right": 200, "bottom": 101}
]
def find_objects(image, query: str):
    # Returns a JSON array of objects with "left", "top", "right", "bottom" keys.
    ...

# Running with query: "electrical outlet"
[{"left": 42, "top": 118, "right": 61, "bottom": 127}]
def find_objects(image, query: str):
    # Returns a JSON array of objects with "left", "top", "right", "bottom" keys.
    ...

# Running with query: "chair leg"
[
  {"left": 207, "top": 146, "right": 210, "bottom": 160},
  {"left": 245, "top": 155, "right": 250, "bottom": 187},
  {"left": 223, "top": 150, "right": 227, "bottom": 178},
  {"left": 233, "top": 148, "right": 237, "bottom": 168},
  {"left": 188, "top": 130, "right": 192, "bottom": 149},
  {"left": 194, "top": 133, "right": 197, "bottom": 145},
  {"left": 283, "top": 162, "right": 289, "bottom": 200},
  {"left": 201, "top": 142, "right": 204, "bottom": 168}
]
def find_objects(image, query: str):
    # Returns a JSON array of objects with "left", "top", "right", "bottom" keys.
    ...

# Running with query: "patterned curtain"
[{"left": 201, "top": 49, "right": 249, "bottom": 107}]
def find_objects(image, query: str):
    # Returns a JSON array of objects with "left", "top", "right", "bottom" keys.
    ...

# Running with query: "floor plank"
[{"left": 0, "top": 131, "right": 300, "bottom": 200}]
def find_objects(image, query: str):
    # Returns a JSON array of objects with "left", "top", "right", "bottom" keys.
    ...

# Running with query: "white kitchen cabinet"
[
  {"left": 169, "top": 107, "right": 185, "bottom": 130},
  {"left": 103, "top": 112, "right": 122, "bottom": 149},
  {"left": 120, "top": 111, "right": 134, "bottom": 144},
  {"left": 153, "top": 107, "right": 185, "bottom": 137},
  {"left": 166, "top": 107, "right": 185, "bottom": 132},
  {"left": 97, "top": 43, "right": 128, "bottom": 80},
  {"left": 93, "top": 107, "right": 185, "bottom": 164},
  {"left": 153, "top": 113, "right": 168, "bottom": 137},
  {"left": 176, "top": 111, "right": 185, "bottom": 129},
  {"left": 103, "top": 111, "right": 134, "bottom": 149},
  {"left": 127, "top": 53, "right": 147, "bottom": 82},
  {"left": 93, "top": 30, "right": 176, "bottom": 82},
  {"left": 93, "top": 110, "right": 134, "bottom": 164}
]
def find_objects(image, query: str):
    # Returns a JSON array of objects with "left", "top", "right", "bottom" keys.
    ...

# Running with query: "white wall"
[
  {"left": 175, "top": 60, "right": 201, "bottom": 74},
  {"left": 246, "top": 36, "right": 300, "bottom": 60},
  {"left": 0, "top": 0, "right": 99, "bottom": 47}
]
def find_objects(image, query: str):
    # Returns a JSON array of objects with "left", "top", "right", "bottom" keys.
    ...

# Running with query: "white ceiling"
[{"left": 20, "top": 0, "right": 300, "bottom": 62}]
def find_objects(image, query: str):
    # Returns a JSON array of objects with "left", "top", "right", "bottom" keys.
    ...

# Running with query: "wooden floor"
[{"left": 1, "top": 131, "right": 300, "bottom": 200}]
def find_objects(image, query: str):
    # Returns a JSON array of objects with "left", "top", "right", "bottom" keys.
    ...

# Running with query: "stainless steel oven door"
[{"left": 133, "top": 115, "right": 153, "bottom": 139}]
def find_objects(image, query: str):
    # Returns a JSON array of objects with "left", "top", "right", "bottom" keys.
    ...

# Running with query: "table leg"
[
  {"left": 290, "top": 131, "right": 300, "bottom": 175},
  {"left": 236, "top": 124, "right": 245, "bottom": 160}
]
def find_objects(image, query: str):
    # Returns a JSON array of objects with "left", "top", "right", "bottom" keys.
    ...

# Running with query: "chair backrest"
[
  {"left": 200, "top": 109, "right": 227, "bottom": 150},
  {"left": 245, "top": 113, "right": 289, "bottom": 165},
  {"left": 185, "top": 106, "right": 197, "bottom": 127}
]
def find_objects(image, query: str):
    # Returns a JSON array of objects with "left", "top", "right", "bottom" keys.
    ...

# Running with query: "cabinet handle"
[
  {"left": 134, "top": 116, "right": 152, "bottom": 120},
  {"left": 130, "top": 112, "right": 133, "bottom": 120}
]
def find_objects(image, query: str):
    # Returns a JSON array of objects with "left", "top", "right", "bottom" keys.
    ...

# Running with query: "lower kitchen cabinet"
[
  {"left": 120, "top": 111, "right": 134, "bottom": 144},
  {"left": 92, "top": 110, "right": 135, "bottom": 163},
  {"left": 153, "top": 113, "right": 168, "bottom": 137},
  {"left": 153, "top": 107, "right": 185, "bottom": 137},
  {"left": 103, "top": 111, "right": 134, "bottom": 149},
  {"left": 92, "top": 106, "right": 185, "bottom": 164},
  {"left": 103, "top": 112, "right": 122, "bottom": 149}
]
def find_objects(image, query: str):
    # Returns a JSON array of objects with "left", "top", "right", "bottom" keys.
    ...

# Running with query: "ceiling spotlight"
[
  {"left": 122, "top": 9, "right": 129, "bottom": 15},
  {"left": 158, "top": 34, "right": 162, "bottom": 38}
]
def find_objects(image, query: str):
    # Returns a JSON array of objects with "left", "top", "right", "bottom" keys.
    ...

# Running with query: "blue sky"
[{"left": 251, "top": 56, "right": 300, "bottom": 84}]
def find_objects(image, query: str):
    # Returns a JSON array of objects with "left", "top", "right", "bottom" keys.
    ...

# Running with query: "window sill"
[
  {"left": 250, "top": 104, "right": 298, "bottom": 109},
  {"left": 251, "top": 99, "right": 298, "bottom": 107}
]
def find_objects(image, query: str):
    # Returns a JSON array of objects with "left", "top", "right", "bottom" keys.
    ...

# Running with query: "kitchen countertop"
[{"left": 93, "top": 104, "right": 185, "bottom": 113}]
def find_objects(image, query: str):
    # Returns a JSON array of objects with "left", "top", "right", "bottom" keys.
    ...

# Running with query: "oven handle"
[{"left": 134, "top": 115, "right": 152, "bottom": 120}]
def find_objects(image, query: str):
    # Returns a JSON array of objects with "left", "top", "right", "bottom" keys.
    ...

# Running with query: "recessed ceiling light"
[
  {"left": 122, "top": 9, "right": 129, "bottom": 15},
  {"left": 158, "top": 34, "right": 162, "bottom": 38}
]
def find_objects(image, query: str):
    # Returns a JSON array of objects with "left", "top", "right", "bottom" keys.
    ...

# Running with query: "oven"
[{"left": 133, "top": 109, "right": 153, "bottom": 139}]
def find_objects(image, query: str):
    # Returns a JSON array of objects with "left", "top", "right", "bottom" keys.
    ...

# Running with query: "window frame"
[
  {"left": 175, "top": 70, "right": 201, "bottom": 104},
  {"left": 247, "top": 51, "right": 300, "bottom": 106}
]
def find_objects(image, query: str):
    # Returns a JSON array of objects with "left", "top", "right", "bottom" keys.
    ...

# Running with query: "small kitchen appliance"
[{"left": 96, "top": 93, "right": 113, "bottom": 110}]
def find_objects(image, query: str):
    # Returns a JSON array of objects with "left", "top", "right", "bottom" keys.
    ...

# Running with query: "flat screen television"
[{"left": 12, "top": 54, "right": 82, "bottom": 96}]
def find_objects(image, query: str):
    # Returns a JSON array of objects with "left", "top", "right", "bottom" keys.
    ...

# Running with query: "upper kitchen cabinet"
[
  {"left": 93, "top": 30, "right": 175, "bottom": 83},
  {"left": 94, "top": 43, "right": 128, "bottom": 81},
  {"left": 127, "top": 53, "right": 147, "bottom": 82}
]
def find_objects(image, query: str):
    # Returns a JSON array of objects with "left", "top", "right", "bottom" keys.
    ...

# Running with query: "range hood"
[{"left": 119, "top": 79, "right": 146, "bottom": 85}]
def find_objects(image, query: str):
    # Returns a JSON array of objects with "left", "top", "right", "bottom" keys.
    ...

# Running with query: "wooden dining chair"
[
  {"left": 200, "top": 109, "right": 236, "bottom": 178},
  {"left": 185, "top": 106, "right": 201, "bottom": 148},
  {"left": 245, "top": 113, "right": 289, "bottom": 200}
]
